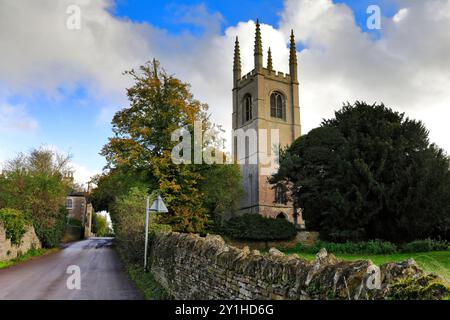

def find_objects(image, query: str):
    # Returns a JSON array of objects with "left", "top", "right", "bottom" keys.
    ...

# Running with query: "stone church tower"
[{"left": 232, "top": 20, "right": 303, "bottom": 226}]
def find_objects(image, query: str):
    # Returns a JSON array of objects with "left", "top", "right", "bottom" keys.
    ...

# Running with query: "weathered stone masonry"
[
  {"left": 150, "top": 232, "right": 446, "bottom": 300},
  {"left": 0, "top": 223, "right": 41, "bottom": 262}
]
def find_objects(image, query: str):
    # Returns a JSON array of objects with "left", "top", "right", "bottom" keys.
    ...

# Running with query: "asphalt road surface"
[{"left": 0, "top": 238, "right": 143, "bottom": 300}]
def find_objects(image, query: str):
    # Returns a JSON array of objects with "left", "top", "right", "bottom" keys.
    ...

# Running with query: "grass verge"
[
  {"left": 123, "top": 263, "right": 170, "bottom": 300},
  {"left": 280, "top": 248, "right": 450, "bottom": 283},
  {"left": 0, "top": 247, "right": 59, "bottom": 269}
]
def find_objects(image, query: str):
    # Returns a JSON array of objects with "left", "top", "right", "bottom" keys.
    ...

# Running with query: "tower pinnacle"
[
  {"left": 254, "top": 19, "right": 263, "bottom": 71},
  {"left": 267, "top": 47, "right": 273, "bottom": 72},
  {"left": 289, "top": 29, "right": 298, "bottom": 82},
  {"left": 233, "top": 36, "right": 241, "bottom": 84}
]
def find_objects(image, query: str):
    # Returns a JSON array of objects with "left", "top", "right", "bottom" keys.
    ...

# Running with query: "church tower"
[{"left": 232, "top": 20, "right": 303, "bottom": 225}]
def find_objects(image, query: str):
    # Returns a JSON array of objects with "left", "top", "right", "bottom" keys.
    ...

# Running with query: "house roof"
[{"left": 68, "top": 191, "right": 87, "bottom": 197}]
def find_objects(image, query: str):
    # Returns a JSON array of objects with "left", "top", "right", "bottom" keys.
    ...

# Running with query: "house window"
[
  {"left": 66, "top": 198, "right": 73, "bottom": 209},
  {"left": 270, "top": 92, "right": 284, "bottom": 119},
  {"left": 244, "top": 95, "right": 252, "bottom": 122},
  {"left": 275, "top": 184, "right": 287, "bottom": 205}
]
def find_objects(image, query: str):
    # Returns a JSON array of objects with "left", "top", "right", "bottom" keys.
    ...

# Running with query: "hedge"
[
  {"left": 400, "top": 239, "right": 449, "bottom": 253},
  {"left": 221, "top": 214, "right": 297, "bottom": 241},
  {"left": 32, "top": 206, "right": 68, "bottom": 248},
  {"left": 292, "top": 239, "right": 449, "bottom": 255},
  {"left": 295, "top": 240, "right": 398, "bottom": 255}
]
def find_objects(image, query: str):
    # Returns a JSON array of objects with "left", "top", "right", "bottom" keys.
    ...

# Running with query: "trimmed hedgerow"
[
  {"left": 289, "top": 239, "right": 449, "bottom": 255},
  {"left": 400, "top": 239, "right": 449, "bottom": 253},
  {"left": 0, "top": 208, "right": 29, "bottom": 245},
  {"left": 293, "top": 240, "right": 398, "bottom": 255},
  {"left": 221, "top": 214, "right": 297, "bottom": 241}
]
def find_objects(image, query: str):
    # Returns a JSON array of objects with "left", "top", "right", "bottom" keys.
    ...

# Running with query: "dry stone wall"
[
  {"left": 0, "top": 223, "right": 41, "bottom": 261},
  {"left": 150, "top": 232, "right": 448, "bottom": 300}
]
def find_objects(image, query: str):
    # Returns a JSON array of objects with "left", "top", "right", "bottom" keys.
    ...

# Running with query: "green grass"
[
  {"left": 280, "top": 248, "right": 450, "bottom": 283},
  {"left": 0, "top": 248, "right": 59, "bottom": 269},
  {"left": 125, "top": 264, "right": 170, "bottom": 300}
]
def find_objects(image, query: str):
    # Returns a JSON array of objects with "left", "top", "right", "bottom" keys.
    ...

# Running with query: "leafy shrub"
[
  {"left": 111, "top": 187, "right": 172, "bottom": 264},
  {"left": 149, "top": 223, "right": 172, "bottom": 236},
  {"left": 33, "top": 206, "right": 68, "bottom": 248},
  {"left": 111, "top": 187, "right": 147, "bottom": 263},
  {"left": 221, "top": 214, "right": 297, "bottom": 241},
  {"left": 0, "top": 149, "right": 71, "bottom": 249},
  {"left": 92, "top": 212, "right": 109, "bottom": 236},
  {"left": 0, "top": 208, "right": 29, "bottom": 245},
  {"left": 400, "top": 239, "right": 449, "bottom": 253},
  {"left": 165, "top": 206, "right": 209, "bottom": 234}
]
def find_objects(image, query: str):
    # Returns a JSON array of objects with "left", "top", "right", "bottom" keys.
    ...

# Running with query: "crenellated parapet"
[
  {"left": 236, "top": 69, "right": 292, "bottom": 88},
  {"left": 233, "top": 20, "right": 298, "bottom": 90}
]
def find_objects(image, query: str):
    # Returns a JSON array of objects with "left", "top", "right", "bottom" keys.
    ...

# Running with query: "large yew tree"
[{"left": 271, "top": 102, "right": 450, "bottom": 242}]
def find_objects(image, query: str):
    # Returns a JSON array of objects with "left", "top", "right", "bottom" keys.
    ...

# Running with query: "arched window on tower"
[
  {"left": 270, "top": 91, "right": 285, "bottom": 120},
  {"left": 244, "top": 94, "right": 252, "bottom": 123}
]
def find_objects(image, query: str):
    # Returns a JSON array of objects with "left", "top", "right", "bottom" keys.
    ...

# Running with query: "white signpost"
[{"left": 144, "top": 194, "right": 168, "bottom": 271}]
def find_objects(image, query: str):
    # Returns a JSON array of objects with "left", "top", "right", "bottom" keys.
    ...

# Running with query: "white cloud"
[
  {"left": 278, "top": 0, "right": 450, "bottom": 151},
  {"left": 1, "top": 0, "right": 450, "bottom": 159},
  {"left": 0, "top": 0, "right": 149, "bottom": 99},
  {"left": 393, "top": 8, "right": 409, "bottom": 23},
  {"left": 0, "top": 102, "right": 38, "bottom": 133},
  {"left": 71, "top": 162, "right": 100, "bottom": 185}
]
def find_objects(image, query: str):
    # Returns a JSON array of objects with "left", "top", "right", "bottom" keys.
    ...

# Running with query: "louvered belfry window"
[
  {"left": 270, "top": 92, "right": 284, "bottom": 119},
  {"left": 244, "top": 94, "right": 252, "bottom": 122}
]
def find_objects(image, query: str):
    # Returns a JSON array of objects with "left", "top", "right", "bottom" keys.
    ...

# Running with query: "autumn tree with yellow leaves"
[{"left": 95, "top": 60, "right": 242, "bottom": 234}]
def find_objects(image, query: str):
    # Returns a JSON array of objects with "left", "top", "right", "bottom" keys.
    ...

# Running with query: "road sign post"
[
  {"left": 144, "top": 195, "right": 150, "bottom": 272},
  {"left": 144, "top": 194, "right": 168, "bottom": 272}
]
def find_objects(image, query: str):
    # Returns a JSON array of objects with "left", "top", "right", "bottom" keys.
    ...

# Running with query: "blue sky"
[
  {"left": 110, "top": 0, "right": 397, "bottom": 33},
  {"left": 1, "top": 0, "right": 449, "bottom": 184},
  {"left": 112, "top": 0, "right": 285, "bottom": 31},
  {"left": 112, "top": 0, "right": 401, "bottom": 37}
]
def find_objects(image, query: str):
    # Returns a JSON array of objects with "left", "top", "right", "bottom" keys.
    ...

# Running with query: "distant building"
[{"left": 66, "top": 191, "right": 93, "bottom": 238}]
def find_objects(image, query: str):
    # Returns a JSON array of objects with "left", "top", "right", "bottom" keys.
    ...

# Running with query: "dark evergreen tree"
[{"left": 271, "top": 102, "right": 450, "bottom": 242}]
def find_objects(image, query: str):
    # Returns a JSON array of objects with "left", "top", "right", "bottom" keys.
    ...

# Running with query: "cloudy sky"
[{"left": 1, "top": 0, "right": 449, "bottom": 184}]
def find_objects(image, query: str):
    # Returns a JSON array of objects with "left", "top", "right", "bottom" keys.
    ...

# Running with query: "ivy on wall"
[{"left": 0, "top": 208, "right": 29, "bottom": 245}]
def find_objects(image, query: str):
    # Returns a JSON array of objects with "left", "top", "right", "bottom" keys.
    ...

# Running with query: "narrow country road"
[{"left": 0, "top": 238, "right": 143, "bottom": 300}]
